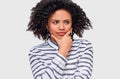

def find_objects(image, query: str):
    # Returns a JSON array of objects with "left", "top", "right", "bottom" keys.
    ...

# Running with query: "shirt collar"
[{"left": 47, "top": 38, "right": 59, "bottom": 50}]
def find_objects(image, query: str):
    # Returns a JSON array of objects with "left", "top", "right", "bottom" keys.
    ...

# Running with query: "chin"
[{"left": 57, "top": 36, "right": 63, "bottom": 39}]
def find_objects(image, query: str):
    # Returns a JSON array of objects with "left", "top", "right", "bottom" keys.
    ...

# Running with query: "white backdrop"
[{"left": 0, "top": 0, "right": 120, "bottom": 79}]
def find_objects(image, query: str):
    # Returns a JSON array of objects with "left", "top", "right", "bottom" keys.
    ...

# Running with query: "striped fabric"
[{"left": 29, "top": 38, "right": 93, "bottom": 79}]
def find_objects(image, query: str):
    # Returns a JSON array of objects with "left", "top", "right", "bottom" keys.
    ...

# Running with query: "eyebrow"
[{"left": 50, "top": 19, "right": 72, "bottom": 21}]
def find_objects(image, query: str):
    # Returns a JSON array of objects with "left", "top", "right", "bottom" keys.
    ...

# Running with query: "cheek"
[
  {"left": 48, "top": 26, "right": 57, "bottom": 33},
  {"left": 66, "top": 25, "right": 72, "bottom": 30}
]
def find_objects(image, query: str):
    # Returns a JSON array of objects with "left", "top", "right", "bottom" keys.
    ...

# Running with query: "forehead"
[{"left": 49, "top": 9, "right": 72, "bottom": 20}]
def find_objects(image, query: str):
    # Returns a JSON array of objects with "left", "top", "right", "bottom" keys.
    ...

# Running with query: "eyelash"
[
  {"left": 52, "top": 21, "right": 59, "bottom": 24},
  {"left": 52, "top": 21, "right": 70, "bottom": 25},
  {"left": 64, "top": 21, "right": 70, "bottom": 24}
]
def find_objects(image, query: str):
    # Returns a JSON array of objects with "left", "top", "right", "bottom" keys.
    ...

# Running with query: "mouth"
[{"left": 56, "top": 32, "right": 66, "bottom": 36}]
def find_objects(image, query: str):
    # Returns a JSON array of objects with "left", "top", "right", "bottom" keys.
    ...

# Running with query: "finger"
[
  {"left": 51, "top": 34, "right": 59, "bottom": 42},
  {"left": 65, "top": 28, "right": 72, "bottom": 36}
]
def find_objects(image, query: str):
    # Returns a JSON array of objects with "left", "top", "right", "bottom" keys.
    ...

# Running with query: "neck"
[{"left": 50, "top": 37, "right": 57, "bottom": 45}]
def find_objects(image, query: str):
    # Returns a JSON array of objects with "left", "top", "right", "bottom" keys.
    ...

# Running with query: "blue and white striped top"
[{"left": 29, "top": 38, "right": 93, "bottom": 79}]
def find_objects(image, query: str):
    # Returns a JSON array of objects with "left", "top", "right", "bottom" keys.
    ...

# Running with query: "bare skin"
[
  {"left": 48, "top": 9, "right": 73, "bottom": 58},
  {"left": 51, "top": 28, "right": 72, "bottom": 58}
]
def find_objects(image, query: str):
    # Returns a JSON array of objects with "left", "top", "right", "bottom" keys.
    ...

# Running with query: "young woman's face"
[{"left": 48, "top": 9, "right": 72, "bottom": 40}]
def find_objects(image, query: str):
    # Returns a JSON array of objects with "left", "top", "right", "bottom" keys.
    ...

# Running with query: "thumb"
[{"left": 51, "top": 34, "right": 59, "bottom": 43}]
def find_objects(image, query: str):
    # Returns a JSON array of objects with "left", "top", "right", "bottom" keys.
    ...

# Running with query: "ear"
[
  {"left": 46, "top": 25, "right": 48, "bottom": 29},
  {"left": 45, "top": 25, "right": 50, "bottom": 34}
]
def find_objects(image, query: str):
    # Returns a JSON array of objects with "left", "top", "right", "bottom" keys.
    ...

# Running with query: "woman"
[{"left": 27, "top": 0, "right": 93, "bottom": 79}]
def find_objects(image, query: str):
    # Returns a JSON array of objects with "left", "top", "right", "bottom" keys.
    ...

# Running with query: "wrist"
[{"left": 58, "top": 49, "right": 68, "bottom": 58}]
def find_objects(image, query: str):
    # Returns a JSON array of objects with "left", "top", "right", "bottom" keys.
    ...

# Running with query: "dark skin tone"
[
  {"left": 51, "top": 28, "right": 72, "bottom": 58},
  {"left": 48, "top": 9, "right": 73, "bottom": 58}
]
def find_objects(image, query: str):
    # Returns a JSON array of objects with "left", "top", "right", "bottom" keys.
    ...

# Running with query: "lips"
[{"left": 56, "top": 32, "right": 66, "bottom": 36}]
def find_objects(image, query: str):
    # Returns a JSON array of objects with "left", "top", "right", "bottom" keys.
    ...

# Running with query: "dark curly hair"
[{"left": 27, "top": 0, "right": 92, "bottom": 40}]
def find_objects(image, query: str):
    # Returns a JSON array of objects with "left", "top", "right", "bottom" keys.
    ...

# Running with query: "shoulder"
[
  {"left": 73, "top": 38, "right": 93, "bottom": 50},
  {"left": 73, "top": 38, "right": 92, "bottom": 46},
  {"left": 73, "top": 38, "right": 93, "bottom": 54},
  {"left": 29, "top": 41, "right": 49, "bottom": 54}
]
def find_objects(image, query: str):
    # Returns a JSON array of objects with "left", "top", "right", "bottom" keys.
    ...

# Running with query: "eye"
[
  {"left": 64, "top": 20, "right": 70, "bottom": 25},
  {"left": 52, "top": 20, "right": 59, "bottom": 25}
]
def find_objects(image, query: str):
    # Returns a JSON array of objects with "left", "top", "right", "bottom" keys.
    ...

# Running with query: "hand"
[{"left": 51, "top": 29, "right": 72, "bottom": 58}]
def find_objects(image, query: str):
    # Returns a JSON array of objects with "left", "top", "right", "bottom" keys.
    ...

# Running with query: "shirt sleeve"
[
  {"left": 29, "top": 48, "right": 67, "bottom": 79},
  {"left": 73, "top": 41, "right": 93, "bottom": 79}
]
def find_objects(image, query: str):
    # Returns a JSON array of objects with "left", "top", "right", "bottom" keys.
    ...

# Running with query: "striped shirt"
[{"left": 29, "top": 38, "right": 93, "bottom": 79}]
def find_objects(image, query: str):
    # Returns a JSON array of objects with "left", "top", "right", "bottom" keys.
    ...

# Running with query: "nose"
[{"left": 59, "top": 23, "right": 64, "bottom": 30}]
